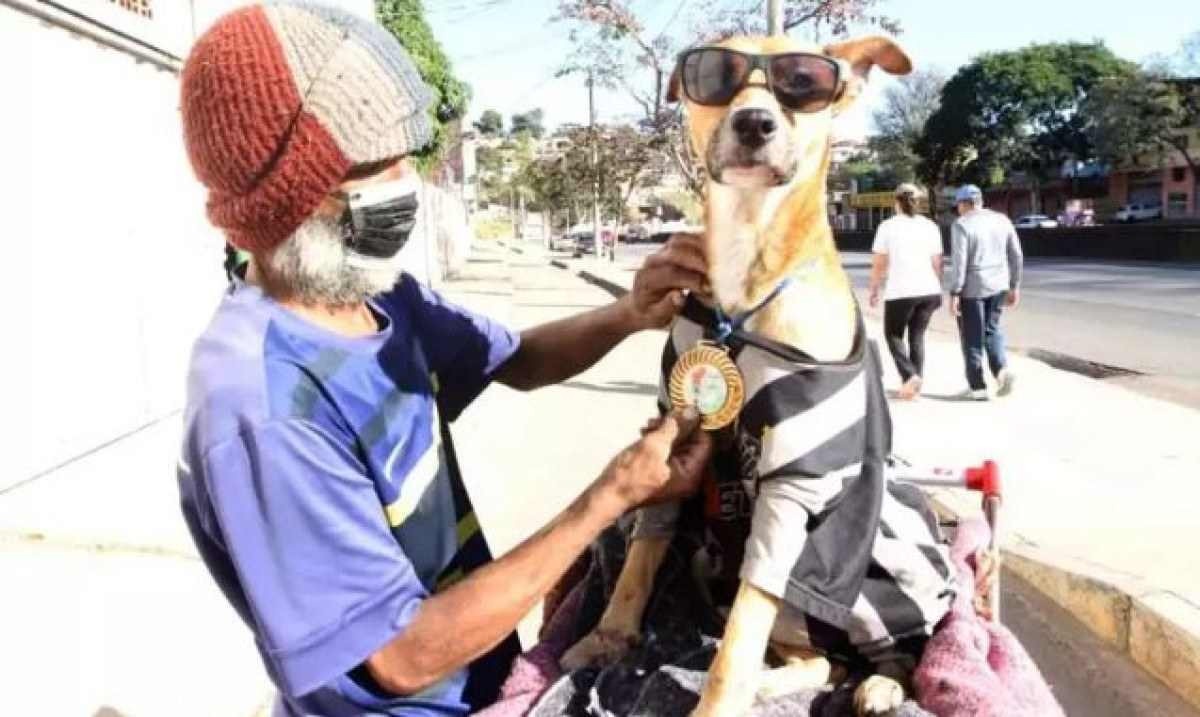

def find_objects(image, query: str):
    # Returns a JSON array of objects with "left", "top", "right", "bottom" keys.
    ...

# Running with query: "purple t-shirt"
[{"left": 178, "top": 274, "right": 519, "bottom": 716}]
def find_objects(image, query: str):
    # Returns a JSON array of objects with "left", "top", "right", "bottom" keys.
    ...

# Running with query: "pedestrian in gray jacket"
[{"left": 948, "top": 185, "right": 1024, "bottom": 400}]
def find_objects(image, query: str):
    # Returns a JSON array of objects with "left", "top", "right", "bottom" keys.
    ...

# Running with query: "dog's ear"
[
  {"left": 666, "top": 62, "right": 682, "bottom": 103},
  {"left": 824, "top": 36, "right": 911, "bottom": 113}
]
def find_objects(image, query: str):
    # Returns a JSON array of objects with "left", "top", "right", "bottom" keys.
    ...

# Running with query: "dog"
[{"left": 561, "top": 35, "right": 958, "bottom": 717}]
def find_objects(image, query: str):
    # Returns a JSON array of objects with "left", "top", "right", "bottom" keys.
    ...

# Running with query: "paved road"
[{"left": 614, "top": 242, "right": 1200, "bottom": 409}]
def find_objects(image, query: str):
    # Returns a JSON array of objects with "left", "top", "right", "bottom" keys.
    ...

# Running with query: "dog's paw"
[
  {"left": 560, "top": 628, "right": 638, "bottom": 671},
  {"left": 853, "top": 674, "right": 904, "bottom": 716}
]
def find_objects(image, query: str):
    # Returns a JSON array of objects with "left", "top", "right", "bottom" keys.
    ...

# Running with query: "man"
[
  {"left": 176, "top": 5, "right": 711, "bottom": 716},
  {"left": 948, "top": 184, "right": 1024, "bottom": 400}
]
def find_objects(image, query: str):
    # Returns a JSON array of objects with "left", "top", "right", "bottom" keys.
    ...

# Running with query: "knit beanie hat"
[{"left": 180, "top": 2, "right": 434, "bottom": 253}]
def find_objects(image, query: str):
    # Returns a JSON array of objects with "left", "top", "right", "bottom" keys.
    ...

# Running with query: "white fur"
[{"left": 707, "top": 181, "right": 791, "bottom": 313}]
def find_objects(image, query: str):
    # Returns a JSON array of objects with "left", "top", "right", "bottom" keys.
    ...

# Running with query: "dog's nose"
[{"left": 732, "top": 109, "right": 778, "bottom": 148}]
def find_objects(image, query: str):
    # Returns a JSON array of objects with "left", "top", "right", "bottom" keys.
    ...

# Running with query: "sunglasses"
[{"left": 676, "top": 47, "right": 843, "bottom": 113}]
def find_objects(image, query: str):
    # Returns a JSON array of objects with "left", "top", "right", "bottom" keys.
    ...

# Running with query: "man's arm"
[
  {"left": 496, "top": 235, "right": 707, "bottom": 391},
  {"left": 1006, "top": 221, "right": 1024, "bottom": 307},
  {"left": 948, "top": 222, "right": 967, "bottom": 316},
  {"left": 364, "top": 410, "right": 711, "bottom": 695},
  {"left": 948, "top": 222, "right": 967, "bottom": 296}
]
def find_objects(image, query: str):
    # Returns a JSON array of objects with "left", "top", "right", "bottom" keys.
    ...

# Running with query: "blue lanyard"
[{"left": 712, "top": 278, "right": 794, "bottom": 345}]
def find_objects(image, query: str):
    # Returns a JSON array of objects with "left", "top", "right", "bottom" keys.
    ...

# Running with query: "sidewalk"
[
  {"left": 4, "top": 239, "right": 1197, "bottom": 715},
  {"left": 569, "top": 247, "right": 1200, "bottom": 710}
]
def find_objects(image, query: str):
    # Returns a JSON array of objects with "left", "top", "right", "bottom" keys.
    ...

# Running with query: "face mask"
[{"left": 338, "top": 177, "right": 421, "bottom": 261}]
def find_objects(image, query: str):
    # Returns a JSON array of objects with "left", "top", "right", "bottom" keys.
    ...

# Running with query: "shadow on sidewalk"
[
  {"left": 561, "top": 380, "right": 658, "bottom": 397},
  {"left": 920, "top": 392, "right": 984, "bottom": 403}
]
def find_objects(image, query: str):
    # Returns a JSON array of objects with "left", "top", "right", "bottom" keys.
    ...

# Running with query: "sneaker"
[
  {"left": 997, "top": 369, "right": 1017, "bottom": 397},
  {"left": 960, "top": 388, "right": 989, "bottom": 401}
]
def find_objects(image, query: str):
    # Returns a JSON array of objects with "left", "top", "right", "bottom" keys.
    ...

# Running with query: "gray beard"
[{"left": 266, "top": 216, "right": 402, "bottom": 307}]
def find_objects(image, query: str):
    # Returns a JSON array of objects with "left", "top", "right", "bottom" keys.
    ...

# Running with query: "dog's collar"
[{"left": 712, "top": 278, "right": 794, "bottom": 345}]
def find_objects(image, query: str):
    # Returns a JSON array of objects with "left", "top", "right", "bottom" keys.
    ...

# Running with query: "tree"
[
  {"left": 510, "top": 109, "right": 546, "bottom": 139},
  {"left": 474, "top": 109, "right": 504, "bottom": 137},
  {"left": 696, "top": 0, "right": 899, "bottom": 38},
  {"left": 517, "top": 124, "right": 659, "bottom": 226},
  {"left": 554, "top": 0, "right": 900, "bottom": 198},
  {"left": 1084, "top": 70, "right": 1199, "bottom": 183},
  {"left": 917, "top": 42, "right": 1133, "bottom": 209},
  {"left": 376, "top": 0, "right": 471, "bottom": 167},
  {"left": 869, "top": 69, "right": 945, "bottom": 183}
]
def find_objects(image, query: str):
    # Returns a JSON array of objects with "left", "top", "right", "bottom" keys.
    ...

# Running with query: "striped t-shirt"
[
  {"left": 178, "top": 275, "right": 519, "bottom": 716},
  {"left": 640, "top": 296, "right": 955, "bottom": 663}
]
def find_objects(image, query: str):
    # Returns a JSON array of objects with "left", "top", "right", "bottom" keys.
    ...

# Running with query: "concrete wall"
[
  {"left": 1, "top": 3, "right": 224, "bottom": 490},
  {"left": 1, "top": 0, "right": 383, "bottom": 491}
]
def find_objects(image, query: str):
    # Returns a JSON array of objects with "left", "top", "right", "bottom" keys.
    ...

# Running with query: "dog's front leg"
[
  {"left": 560, "top": 536, "right": 671, "bottom": 669},
  {"left": 691, "top": 581, "right": 780, "bottom": 717}
]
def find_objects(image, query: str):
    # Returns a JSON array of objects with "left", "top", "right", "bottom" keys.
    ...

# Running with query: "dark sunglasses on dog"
[{"left": 677, "top": 47, "right": 843, "bottom": 113}]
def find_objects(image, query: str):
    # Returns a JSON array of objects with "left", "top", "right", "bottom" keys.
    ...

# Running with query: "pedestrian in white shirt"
[{"left": 868, "top": 184, "right": 945, "bottom": 400}]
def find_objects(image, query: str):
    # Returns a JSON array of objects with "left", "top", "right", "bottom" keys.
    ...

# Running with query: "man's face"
[
  {"left": 261, "top": 158, "right": 419, "bottom": 307},
  {"left": 957, "top": 201, "right": 973, "bottom": 216}
]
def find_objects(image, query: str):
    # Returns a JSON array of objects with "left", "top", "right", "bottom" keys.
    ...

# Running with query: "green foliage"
[
  {"left": 510, "top": 109, "right": 546, "bottom": 139},
  {"left": 870, "top": 69, "right": 944, "bottom": 184},
  {"left": 1084, "top": 70, "right": 1199, "bottom": 174},
  {"left": 831, "top": 151, "right": 902, "bottom": 192},
  {"left": 376, "top": 0, "right": 471, "bottom": 169},
  {"left": 474, "top": 109, "right": 505, "bottom": 137},
  {"left": 918, "top": 42, "right": 1133, "bottom": 188}
]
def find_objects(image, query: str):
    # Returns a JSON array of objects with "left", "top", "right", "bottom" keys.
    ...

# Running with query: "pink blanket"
[{"left": 913, "top": 518, "right": 1064, "bottom": 716}]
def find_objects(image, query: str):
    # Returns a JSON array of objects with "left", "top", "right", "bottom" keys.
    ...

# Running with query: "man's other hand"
[
  {"left": 600, "top": 408, "right": 712, "bottom": 513},
  {"left": 1006, "top": 289, "right": 1020, "bottom": 309},
  {"left": 624, "top": 233, "right": 709, "bottom": 330},
  {"left": 950, "top": 295, "right": 962, "bottom": 318}
]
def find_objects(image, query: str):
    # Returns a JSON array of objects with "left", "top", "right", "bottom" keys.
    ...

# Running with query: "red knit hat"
[{"left": 181, "top": 2, "right": 434, "bottom": 253}]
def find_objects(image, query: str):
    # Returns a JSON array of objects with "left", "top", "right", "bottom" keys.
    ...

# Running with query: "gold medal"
[{"left": 668, "top": 342, "right": 745, "bottom": 430}]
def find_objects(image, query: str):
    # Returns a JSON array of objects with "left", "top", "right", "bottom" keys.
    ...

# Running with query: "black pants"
[{"left": 883, "top": 294, "right": 942, "bottom": 382}]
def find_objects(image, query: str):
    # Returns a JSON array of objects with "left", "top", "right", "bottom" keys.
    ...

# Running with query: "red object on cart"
[{"left": 889, "top": 457, "right": 1003, "bottom": 622}]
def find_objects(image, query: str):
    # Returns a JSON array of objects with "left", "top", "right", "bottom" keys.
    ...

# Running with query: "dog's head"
[{"left": 668, "top": 35, "right": 911, "bottom": 189}]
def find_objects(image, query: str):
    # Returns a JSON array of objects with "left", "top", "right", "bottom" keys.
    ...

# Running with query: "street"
[{"left": 615, "top": 243, "right": 1200, "bottom": 408}]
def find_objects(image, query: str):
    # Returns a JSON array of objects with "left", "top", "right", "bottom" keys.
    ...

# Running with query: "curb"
[
  {"left": 548, "top": 261, "right": 630, "bottom": 299},
  {"left": 928, "top": 491, "right": 1200, "bottom": 711}
]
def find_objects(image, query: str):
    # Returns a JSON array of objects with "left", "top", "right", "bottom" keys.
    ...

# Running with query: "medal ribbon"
[{"left": 712, "top": 278, "right": 794, "bottom": 344}]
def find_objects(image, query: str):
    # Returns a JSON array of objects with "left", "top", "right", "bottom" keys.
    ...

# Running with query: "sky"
[{"left": 427, "top": 0, "right": 1197, "bottom": 140}]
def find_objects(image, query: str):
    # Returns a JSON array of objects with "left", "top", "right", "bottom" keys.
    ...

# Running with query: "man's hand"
[
  {"left": 624, "top": 233, "right": 709, "bottom": 330},
  {"left": 868, "top": 288, "right": 880, "bottom": 308},
  {"left": 950, "top": 295, "right": 962, "bottom": 318},
  {"left": 1006, "top": 289, "right": 1020, "bottom": 309},
  {"left": 598, "top": 408, "right": 712, "bottom": 514}
]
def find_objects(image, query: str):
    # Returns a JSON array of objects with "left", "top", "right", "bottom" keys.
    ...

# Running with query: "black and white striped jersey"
[{"left": 641, "top": 295, "right": 955, "bottom": 663}]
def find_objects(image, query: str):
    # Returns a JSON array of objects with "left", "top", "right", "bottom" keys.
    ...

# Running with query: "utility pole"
[
  {"left": 767, "top": 0, "right": 784, "bottom": 36},
  {"left": 588, "top": 68, "right": 603, "bottom": 259}
]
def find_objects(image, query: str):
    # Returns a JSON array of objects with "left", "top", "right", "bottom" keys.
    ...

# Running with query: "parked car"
[
  {"left": 1113, "top": 203, "right": 1162, "bottom": 223},
  {"left": 1014, "top": 214, "right": 1059, "bottom": 229},
  {"left": 573, "top": 231, "right": 596, "bottom": 254}
]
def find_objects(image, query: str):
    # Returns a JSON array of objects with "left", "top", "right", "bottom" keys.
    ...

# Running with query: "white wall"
[
  {"left": 1, "top": 4, "right": 225, "bottom": 489},
  {"left": 2, "top": 0, "right": 444, "bottom": 490}
]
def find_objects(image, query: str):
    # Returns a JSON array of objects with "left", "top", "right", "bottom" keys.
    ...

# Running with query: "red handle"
[{"left": 964, "top": 460, "right": 1002, "bottom": 498}]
